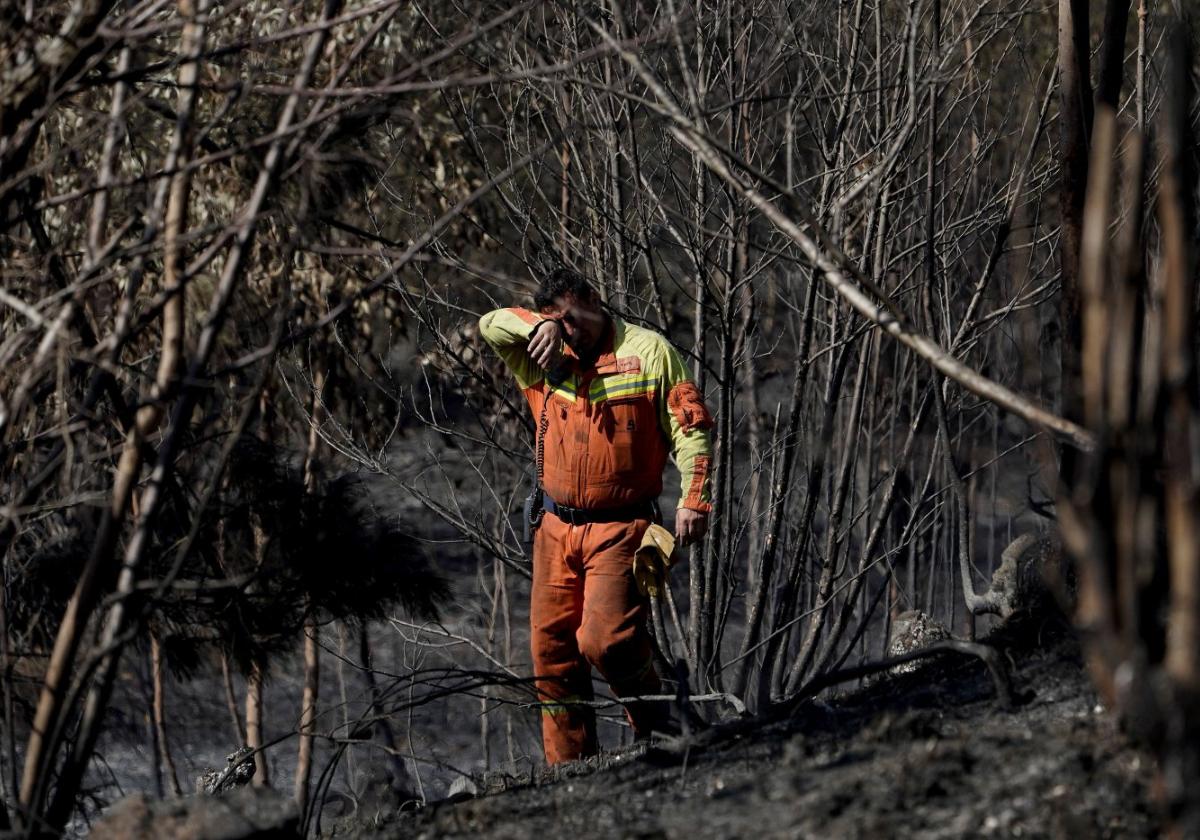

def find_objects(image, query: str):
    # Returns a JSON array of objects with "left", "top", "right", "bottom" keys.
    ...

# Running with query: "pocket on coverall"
[{"left": 604, "top": 395, "right": 654, "bottom": 475}]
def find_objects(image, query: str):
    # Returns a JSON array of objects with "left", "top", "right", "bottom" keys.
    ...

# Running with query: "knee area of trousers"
[
  {"left": 576, "top": 623, "right": 636, "bottom": 670},
  {"left": 531, "top": 628, "right": 580, "bottom": 665}
]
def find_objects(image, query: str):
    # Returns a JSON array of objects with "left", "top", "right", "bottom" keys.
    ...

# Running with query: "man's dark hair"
[{"left": 534, "top": 268, "right": 597, "bottom": 311}]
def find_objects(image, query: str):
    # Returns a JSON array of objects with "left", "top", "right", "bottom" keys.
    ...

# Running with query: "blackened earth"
[{"left": 325, "top": 626, "right": 1161, "bottom": 839}]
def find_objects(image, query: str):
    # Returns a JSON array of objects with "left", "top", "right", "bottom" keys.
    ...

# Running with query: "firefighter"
[{"left": 479, "top": 268, "right": 714, "bottom": 764}]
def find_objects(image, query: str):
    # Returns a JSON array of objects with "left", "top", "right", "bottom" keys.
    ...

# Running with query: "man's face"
[{"left": 541, "top": 292, "right": 607, "bottom": 355}]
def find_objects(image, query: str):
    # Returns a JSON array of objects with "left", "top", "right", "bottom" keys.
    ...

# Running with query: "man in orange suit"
[{"left": 480, "top": 268, "right": 714, "bottom": 763}]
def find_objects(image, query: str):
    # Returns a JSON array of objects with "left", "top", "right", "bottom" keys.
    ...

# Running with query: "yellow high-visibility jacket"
[{"left": 479, "top": 307, "right": 714, "bottom": 512}]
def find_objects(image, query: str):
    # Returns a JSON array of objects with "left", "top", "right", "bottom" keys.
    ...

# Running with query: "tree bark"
[
  {"left": 247, "top": 659, "right": 270, "bottom": 787},
  {"left": 295, "top": 365, "right": 325, "bottom": 811},
  {"left": 221, "top": 650, "right": 246, "bottom": 745},
  {"left": 1057, "top": 0, "right": 1094, "bottom": 465},
  {"left": 295, "top": 621, "right": 320, "bottom": 810},
  {"left": 1095, "top": 0, "right": 1131, "bottom": 112},
  {"left": 151, "top": 633, "right": 183, "bottom": 796},
  {"left": 1160, "top": 35, "right": 1200, "bottom": 690}
]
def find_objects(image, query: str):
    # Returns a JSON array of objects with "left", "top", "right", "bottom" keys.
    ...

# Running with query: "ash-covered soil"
[{"left": 330, "top": 627, "right": 1162, "bottom": 839}]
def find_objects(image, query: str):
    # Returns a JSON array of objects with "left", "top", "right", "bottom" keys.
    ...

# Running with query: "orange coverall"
[{"left": 479, "top": 307, "right": 714, "bottom": 763}]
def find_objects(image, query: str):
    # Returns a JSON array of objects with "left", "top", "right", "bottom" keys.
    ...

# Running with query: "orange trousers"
[{"left": 530, "top": 512, "right": 665, "bottom": 764}]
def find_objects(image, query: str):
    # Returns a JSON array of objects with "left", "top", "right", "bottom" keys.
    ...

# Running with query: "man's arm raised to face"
[
  {"left": 526, "top": 318, "right": 563, "bottom": 370},
  {"left": 478, "top": 308, "right": 559, "bottom": 388}
]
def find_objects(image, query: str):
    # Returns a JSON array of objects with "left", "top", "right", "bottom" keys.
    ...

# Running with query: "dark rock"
[
  {"left": 90, "top": 786, "right": 299, "bottom": 840},
  {"left": 195, "top": 746, "right": 257, "bottom": 795},
  {"left": 989, "top": 532, "right": 1071, "bottom": 619},
  {"left": 889, "top": 611, "right": 953, "bottom": 673},
  {"left": 445, "top": 776, "right": 478, "bottom": 803}
]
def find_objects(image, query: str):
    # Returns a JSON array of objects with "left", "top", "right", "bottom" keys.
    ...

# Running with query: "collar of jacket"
[{"left": 564, "top": 314, "right": 622, "bottom": 373}]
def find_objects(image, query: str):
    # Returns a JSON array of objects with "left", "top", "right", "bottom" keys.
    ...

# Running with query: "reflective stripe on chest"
[
  {"left": 590, "top": 350, "right": 653, "bottom": 403},
  {"left": 589, "top": 376, "right": 660, "bottom": 403},
  {"left": 547, "top": 356, "right": 652, "bottom": 405},
  {"left": 547, "top": 378, "right": 579, "bottom": 403}
]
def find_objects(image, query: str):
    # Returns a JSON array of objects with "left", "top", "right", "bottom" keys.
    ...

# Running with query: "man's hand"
[
  {"left": 527, "top": 318, "right": 563, "bottom": 370},
  {"left": 675, "top": 508, "right": 709, "bottom": 547}
]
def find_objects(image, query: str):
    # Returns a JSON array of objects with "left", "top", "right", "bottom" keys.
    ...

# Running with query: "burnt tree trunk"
[
  {"left": 151, "top": 633, "right": 183, "bottom": 796},
  {"left": 246, "top": 659, "right": 269, "bottom": 788},
  {"left": 1057, "top": 0, "right": 1095, "bottom": 483}
]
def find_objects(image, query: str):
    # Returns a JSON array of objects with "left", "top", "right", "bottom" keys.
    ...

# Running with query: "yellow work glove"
[{"left": 633, "top": 523, "right": 676, "bottom": 598}]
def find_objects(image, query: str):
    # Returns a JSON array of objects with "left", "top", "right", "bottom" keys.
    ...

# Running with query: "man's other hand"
[
  {"left": 528, "top": 319, "right": 563, "bottom": 369},
  {"left": 675, "top": 508, "right": 708, "bottom": 547}
]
